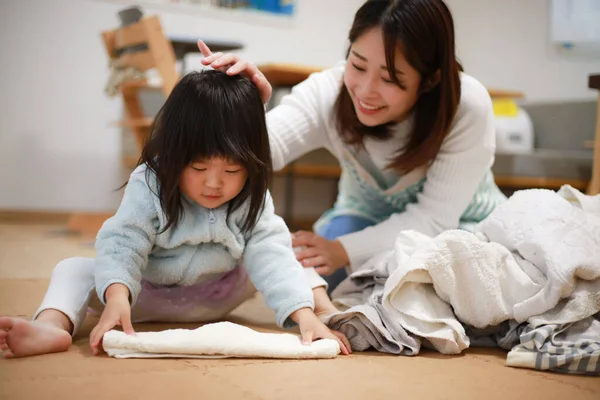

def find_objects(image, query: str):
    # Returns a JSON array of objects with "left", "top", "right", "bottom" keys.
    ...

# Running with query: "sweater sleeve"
[
  {"left": 94, "top": 177, "right": 159, "bottom": 306},
  {"left": 337, "top": 77, "right": 497, "bottom": 268},
  {"left": 266, "top": 63, "right": 344, "bottom": 171},
  {"left": 242, "top": 193, "right": 315, "bottom": 328}
]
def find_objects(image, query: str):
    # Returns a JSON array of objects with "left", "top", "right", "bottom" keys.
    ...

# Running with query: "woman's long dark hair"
[
  {"left": 335, "top": 0, "right": 463, "bottom": 173},
  {"left": 139, "top": 70, "right": 271, "bottom": 233}
]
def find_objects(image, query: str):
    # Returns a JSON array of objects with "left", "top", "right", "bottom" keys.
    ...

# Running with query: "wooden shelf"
[
  {"left": 258, "top": 63, "right": 324, "bottom": 86},
  {"left": 257, "top": 63, "right": 527, "bottom": 101},
  {"left": 112, "top": 117, "right": 154, "bottom": 128},
  {"left": 275, "top": 163, "right": 587, "bottom": 191},
  {"left": 487, "top": 89, "right": 525, "bottom": 99},
  {"left": 276, "top": 164, "right": 341, "bottom": 179},
  {"left": 493, "top": 175, "right": 588, "bottom": 191}
]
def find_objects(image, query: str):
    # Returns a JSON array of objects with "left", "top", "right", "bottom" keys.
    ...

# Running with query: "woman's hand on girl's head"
[
  {"left": 197, "top": 40, "right": 272, "bottom": 105},
  {"left": 292, "top": 231, "right": 350, "bottom": 276}
]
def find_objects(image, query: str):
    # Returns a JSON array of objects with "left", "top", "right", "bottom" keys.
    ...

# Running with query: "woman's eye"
[
  {"left": 352, "top": 63, "right": 365, "bottom": 72},
  {"left": 382, "top": 77, "right": 407, "bottom": 89}
]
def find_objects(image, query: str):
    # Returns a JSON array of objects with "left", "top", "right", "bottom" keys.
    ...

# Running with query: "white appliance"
[{"left": 494, "top": 107, "right": 535, "bottom": 153}]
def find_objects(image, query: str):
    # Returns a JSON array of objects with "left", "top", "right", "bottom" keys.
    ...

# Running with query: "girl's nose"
[{"left": 205, "top": 172, "right": 222, "bottom": 188}]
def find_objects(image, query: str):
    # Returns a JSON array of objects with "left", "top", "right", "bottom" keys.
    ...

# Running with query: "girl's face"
[
  {"left": 179, "top": 157, "right": 248, "bottom": 209},
  {"left": 343, "top": 27, "right": 422, "bottom": 127}
]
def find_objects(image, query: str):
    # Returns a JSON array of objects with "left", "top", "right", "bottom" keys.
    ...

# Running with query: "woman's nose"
[{"left": 356, "top": 75, "right": 379, "bottom": 99}]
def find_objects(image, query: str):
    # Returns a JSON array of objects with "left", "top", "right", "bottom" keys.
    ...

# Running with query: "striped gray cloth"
[{"left": 506, "top": 318, "right": 600, "bottom": 375}]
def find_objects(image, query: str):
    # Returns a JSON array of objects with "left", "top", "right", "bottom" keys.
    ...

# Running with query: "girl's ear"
[{"left": 420, "top": 69, "right": 441, "bottom": 94}]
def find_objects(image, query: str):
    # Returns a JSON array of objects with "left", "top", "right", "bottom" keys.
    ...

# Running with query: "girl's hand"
[
  {"left": 293, "top": 231, "right": 350, "bottom": 276},
  {"left": 291, "top": 308, "right": 351, "bottom": 355},
  {"left": 197, "top": 40, "right": 272, "bottom": 104},
  {"left": 312, "top": 286, "right": 340, "bottom": 317},
  {"left": 89, "top": 284, "right": 135, "bottom": 355}
]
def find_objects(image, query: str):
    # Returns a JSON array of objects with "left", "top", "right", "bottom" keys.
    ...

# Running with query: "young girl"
[
  {"left": 0, "top": 70, "right": 350, "bottom": 358},
  {"left": 198, "top": 0, "right": 507, "bottom": 294}
]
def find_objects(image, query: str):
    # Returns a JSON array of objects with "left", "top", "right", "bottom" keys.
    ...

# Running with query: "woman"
[{"left": 198, "top": 0, "right": 506, "bottom": 296}]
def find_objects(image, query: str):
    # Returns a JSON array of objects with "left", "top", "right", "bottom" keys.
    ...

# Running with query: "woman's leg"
[
  {"left": 316, "top": 215, "right": 374, "bottom": 294},
  {"left": 0, "top": 257, "right": 96, "bottom": 358}
]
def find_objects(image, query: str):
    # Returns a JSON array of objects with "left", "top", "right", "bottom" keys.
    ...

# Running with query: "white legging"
[{"left": 33, "top": 257, "right": 257, "bottom": 336}]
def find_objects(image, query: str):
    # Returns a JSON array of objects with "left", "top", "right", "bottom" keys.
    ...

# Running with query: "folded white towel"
[{"left": 102, "top": 321, "right": 340, "bottom": 359}]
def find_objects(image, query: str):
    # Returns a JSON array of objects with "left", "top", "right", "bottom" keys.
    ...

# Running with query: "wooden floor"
[
  {"left": 0, "top": 222, "right": 599, "bottom": 400},
  {"left": 0, "top": 222, "right": 96, "bottom": 280}
]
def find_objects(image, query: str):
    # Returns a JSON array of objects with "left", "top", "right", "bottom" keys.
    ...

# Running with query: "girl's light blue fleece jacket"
[{"left": 94, "top": 164, "right": 314, "bottom": 328}]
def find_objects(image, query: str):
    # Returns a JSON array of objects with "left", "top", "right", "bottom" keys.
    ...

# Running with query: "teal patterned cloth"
[{"left": 314, "top": 148, "right": 506, "bottom": 234}]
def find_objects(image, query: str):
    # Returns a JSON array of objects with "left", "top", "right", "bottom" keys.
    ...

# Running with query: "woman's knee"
[{"left": 318, "top": 215, "right": 374, "bottom": 240}]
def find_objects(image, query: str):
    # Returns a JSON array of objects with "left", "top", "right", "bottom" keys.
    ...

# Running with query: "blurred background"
[{"left": 0, "top": 0, "right": 599, "bottom": 233}]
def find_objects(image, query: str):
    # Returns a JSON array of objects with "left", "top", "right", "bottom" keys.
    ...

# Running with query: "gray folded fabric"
[
  {"left": 466, "top": 320, "right": 525, "bottom": 350},
  {"left": 324, "top": 293, "right": 419, "bottom": 355},
  {"left": 507, "top": 317, "right": 600, "bottom": 375}
]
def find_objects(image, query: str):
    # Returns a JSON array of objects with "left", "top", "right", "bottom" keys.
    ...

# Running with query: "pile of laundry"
[{"left": 324, "top": 185, "right": 600, "bottom": 375}]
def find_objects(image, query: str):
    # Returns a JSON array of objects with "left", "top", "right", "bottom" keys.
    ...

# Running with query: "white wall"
[
  {"left": 1, "top": 0, "right": 599, "bottom": 212},
  {"left": 0, "top": 0, "right": 361, "bottom": 212},
  {"left": 447, "top": 0, "right": 600, "bottom": 103}
]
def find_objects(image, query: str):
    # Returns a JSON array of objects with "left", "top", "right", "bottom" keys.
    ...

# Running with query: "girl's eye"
[
  {"left": 382, "top": 77, "right": 395, "bottom": 84},
  {"left": 225, "top": 169, "right": 241, "bottom": 174},
  {"left": 191, "top": 166, "right": 206, "bottom": 171},
  {"left": 352, "top": 63, "right": 365, "bottom": 72}
]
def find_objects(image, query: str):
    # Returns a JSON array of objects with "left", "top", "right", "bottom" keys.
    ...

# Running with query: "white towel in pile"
[{"left": 102, "top": 321, "right": 341, "bottom": 359}]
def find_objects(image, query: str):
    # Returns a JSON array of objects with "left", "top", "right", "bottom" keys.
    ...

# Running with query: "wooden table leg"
[
  {"left": 283, "top": 161, "right": 296, "bottom": 230},
  {"left": 588, "top": 94, "right": 600, "bottom": 195}
]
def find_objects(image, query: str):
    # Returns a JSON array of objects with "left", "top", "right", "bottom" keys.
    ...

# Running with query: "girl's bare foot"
[{"left": 0, "top": 317, "right": 72, "bottom": 358}]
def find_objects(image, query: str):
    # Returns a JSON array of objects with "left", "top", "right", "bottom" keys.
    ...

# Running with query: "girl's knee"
[{"left": 52, "top": 257, "right": 95, "bottom": 278}]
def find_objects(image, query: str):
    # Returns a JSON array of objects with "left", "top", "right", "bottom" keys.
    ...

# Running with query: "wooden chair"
[
  {"left": 67, "top": 14, "right": 178, "bottom": 237},
  {"left": 102, "top": 14, "right": 178, "bottom": 156}
]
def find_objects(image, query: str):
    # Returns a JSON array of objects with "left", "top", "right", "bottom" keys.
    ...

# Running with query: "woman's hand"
[
  {"left": 293, "top": 231, "right": 349, "bottom": 276},
  {"left": 290, "top": 308, "right": 351, "bottom": 355},
  {"left": 89, "top": 283, "right": 135, "bottom": 355},
  {"left": 197, "top": 40, "right": 272, "bottom": 104}
]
